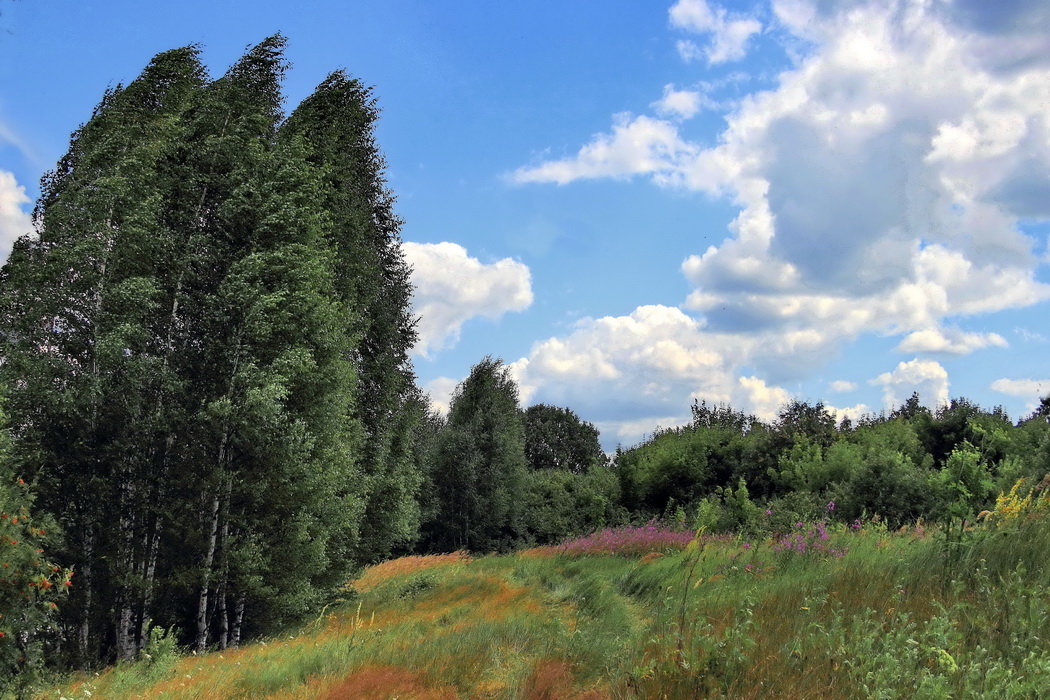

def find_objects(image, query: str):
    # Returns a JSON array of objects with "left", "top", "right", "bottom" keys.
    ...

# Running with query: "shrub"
[{"left": 0, "top": 476, "right": 71, "bottom": 695}]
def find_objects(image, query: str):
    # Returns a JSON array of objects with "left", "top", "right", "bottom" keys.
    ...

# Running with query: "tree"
[
  {"left": 424, "top": 358, "right": 526, "bottom": 552},
  {"left": 0, "top": 44, "right": 207, "bottom": 663},
  {"left": 0, "top": 36, "right": 400, "bottom": 662},
  {"left": 774, "top": 400, "right": 838, "bottom": 449},
  {"left": 523, "top": 404, "right": 606, "bottom": 474},
  {"left": 281, "top": 72, "right": 422, "bottom": 563}
]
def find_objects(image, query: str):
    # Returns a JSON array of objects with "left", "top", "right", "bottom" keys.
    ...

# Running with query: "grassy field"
[{"left": 41, "top": 509, "right": 1050, "bottom": 699}]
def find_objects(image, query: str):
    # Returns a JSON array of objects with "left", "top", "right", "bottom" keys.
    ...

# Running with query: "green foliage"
[
  {"left": 523, "top": 404, "right": 607, "bottom": 474},
  {"left": 101, "top": 626, "right": 181, "bottom": 697},
  {"left": 282, "top": 71, "right": 422, "bottom": 565},
  {"left": 519, "top": 466, "right": 621, "bottom": 545},
  {"left": 0, "top": 476, "right": 71, "bottom": 696},
  {"left": 693, "top": 479, "right": 762, "bottom": 535},
  {"left": 933, "top": 442, "right": 996, "bottom": 521},
  {"left": 834, "top": 447, "right": 935, "bottom": 526},
  {"left": 0, "top": 36, "right": 423, "bottom": 663},
  {"left": 423, "top": 358, "right": 527, "bottom": 552},
  {"left": 0, "top": 402, "right": 70, "bottom": 696}
]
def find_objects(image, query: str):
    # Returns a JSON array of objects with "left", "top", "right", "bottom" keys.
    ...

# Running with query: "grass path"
[{"left": 42, "top": 518, "right": 1050, "bottom": 699}]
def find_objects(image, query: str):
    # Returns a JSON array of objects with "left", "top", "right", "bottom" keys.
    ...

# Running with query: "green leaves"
[{"left": 0, "top": 35, "right": 425, "bottom": 661}]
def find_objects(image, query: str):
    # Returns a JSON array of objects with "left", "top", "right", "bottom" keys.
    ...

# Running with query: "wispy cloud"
[{"left": 670, "top": 0, "right": 762, "bottom": 65}]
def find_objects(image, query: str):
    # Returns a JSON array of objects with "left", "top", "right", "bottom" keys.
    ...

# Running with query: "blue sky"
[{"left": 1, "top": 0, "right": 1048, "bottom": 448}]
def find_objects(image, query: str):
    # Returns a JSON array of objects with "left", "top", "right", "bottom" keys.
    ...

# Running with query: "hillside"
[{"left": 44, "top": 492, "right": 1050, "bottom": 699}]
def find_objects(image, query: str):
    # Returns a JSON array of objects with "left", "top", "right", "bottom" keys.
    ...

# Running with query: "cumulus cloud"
[
  {"left": 670, "top": 0, "right": 763, "bottom": 64},
  {"left": 829, "top": 380, "right": 857, "bottom": 393},
  {"left": 510, "top": 114, "right": 696, "bottom": 185},
  {"left": 732, "top": 375, "right": 791, "bottom": 422},
  {"left": 505, "top": 0, "right": 1050, "bottom": 441},
  {"left": 513, "top": 0, "right": 1050, "bottom": 370},
  {"left": 403, "top": 242, "right": 533, "bottom": 358},
  {"left": 990, "top": 378, "right": 1050, "bottom": 412},
  {"left": 872, "top": 359, "right": 950, "bottom": 411},
  {"left": 826, "top": 402, "right": 871, "bottom": 423},
  {"left": 653, "top": 84, "right": 707, "bottom": 120},
  {"left": 0, "top": 171, "right": 32, "bottom": 263},
  {"left": 422, "top": 376, "right": 460, "bottom": 416},
  {"left": 507, "top": 305, "right": 797, "bottom": 438},
  {"left": 594, "top": 414, "right": 692, "bottom": 449},
  {"left": 896, "top": 326, "right": 1007, "bottom": 355}
]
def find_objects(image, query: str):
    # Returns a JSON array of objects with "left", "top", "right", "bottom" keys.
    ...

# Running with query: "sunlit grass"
[{"left": 42, "top": 512, "right": 1050, "bottom": 699}]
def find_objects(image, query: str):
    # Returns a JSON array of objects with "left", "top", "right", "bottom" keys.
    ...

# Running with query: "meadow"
[{"left": 40, "top": 483, "right": 1050, "bottom": 700}]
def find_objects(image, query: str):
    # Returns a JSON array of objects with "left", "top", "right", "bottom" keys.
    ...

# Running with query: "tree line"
[
  {"left": 1, "top": 36, "right": 1048, "bottom": 691},
  {"left": 0, "top": 36, "right": 426, "bottom": 677}
]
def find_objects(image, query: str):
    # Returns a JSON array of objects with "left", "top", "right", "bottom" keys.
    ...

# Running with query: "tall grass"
[{"left": 41, "top": 500, "right": 1050, "bottom": 698}]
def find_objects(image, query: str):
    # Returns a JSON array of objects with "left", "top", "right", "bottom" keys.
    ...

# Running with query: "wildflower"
[{"left": 826, "top": 500, "right": 836, "bottom": 512}]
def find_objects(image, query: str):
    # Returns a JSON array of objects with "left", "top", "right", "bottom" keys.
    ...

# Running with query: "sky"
[{"left": 1, "top": 0, "right": 1048, "bottom": 449}]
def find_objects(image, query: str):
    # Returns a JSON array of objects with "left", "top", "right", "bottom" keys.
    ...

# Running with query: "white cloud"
[
  {"left": 732, "top": 375, "right": 791, "bottom": 422},
  {"left": 826, "top": 402, "right": 871, "bottom": 423},
  {"left": 829, "top": 380, "right": 857, "bottom": 392},
  {"left": 0, "top": 171, "right": 32, "bottom": 263},
  {"left": 507, "top": 304, "right": 797, "bottom": 438},
  {"left": 896, "top": 326, "right": 1007, "bottom": 355},
  {"left": 422, "top": 376, "right": 459, "bottom": 415},
  {"left": 504, "top": 0, "right": 1050, "bottom": 442},
  {"left": 594, "top": 415, "right": 691, "bottom": 449},
  {"left": 990, "top": 378, "right": 1050, "bottom": 403},
  {"left": 510, "top": 114, "right": 696, "bottom": 185},
  {"left": 653, "top": 84, "right": 707, "bottom": 120},
  {"left": 670, "top": 0, "right": 763, "bottom": 64},
  {"left": 872, "top": 359, "right": 950, "bottom": 411},
  {"left": 403, "top": 241, "right": 533, "bottom": 358},
  {"left": 1015, "top": 327, "right": 1047, "bottom": 343},
  {"left": 514, "top": 0, "right": 1050, "bottom": 379}
]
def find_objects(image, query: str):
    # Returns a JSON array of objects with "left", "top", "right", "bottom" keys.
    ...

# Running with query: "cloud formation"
[
  {"left": 670, "top": 0, "right": 763, "bottom": 65},
  {"left": 511, "top": 114, "right": 696, "bottom": 185},
  {"left": 896, "top": 327, "right": 1007, "bottom": 355},
  {"left": 872, "top": 359, "right": 950, "bottom": 411},
  {"left": 0, "top": 171, "right": 32, "bottom": 263},
  {"left": 653, "top": 84, "right": 707, "bottom": 120},
  {"left": 506, "top": 0, "right": 1050, "bottom": 440},
  {"left": 403, "top": 241, "right": 533, "bottom": 358},
  {"left": 422, "top": 376, "right": 460, "bottom": 415},
  {"left": 990, "top": 377, "right": 1050, "bottom": 412}
]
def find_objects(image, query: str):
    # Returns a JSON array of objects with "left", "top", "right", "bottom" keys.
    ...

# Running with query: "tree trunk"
[
  {"left": 137, "top": 516, "right": 162, "bottom": 652},
  {"left": 217, "top": 587, "right": 229, "bottom": 650},
  {"left": 231, "top": 593, "right": 245, "bottom": 648},
  {"left": 115, "top": 464, "right": 138, "bottom": 662},
  {"left": 194, "top": 488, "right": 222, "bottom": 653},
  {"left": 78, "top": 529, "right": 95, "bottom": 664}
]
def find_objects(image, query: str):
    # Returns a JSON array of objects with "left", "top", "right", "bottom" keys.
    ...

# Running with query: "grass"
[{"left": 41, "top": 518, "right": 1050, "bottom": 699}]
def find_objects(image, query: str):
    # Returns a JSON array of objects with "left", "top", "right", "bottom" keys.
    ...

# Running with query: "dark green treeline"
[{"left": 0, "top": 37, "right": 424, "bottom": 665}]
